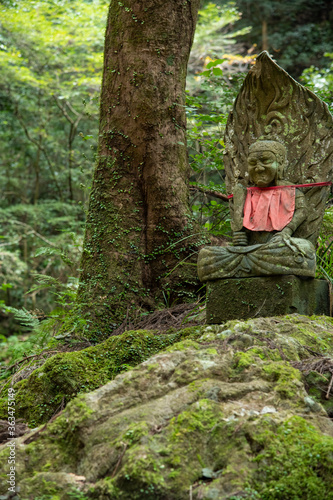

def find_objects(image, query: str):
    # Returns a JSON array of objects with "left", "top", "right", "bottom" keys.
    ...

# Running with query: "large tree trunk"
[{"left": 77, "top": 0, "right": 201, "bottom": 335}]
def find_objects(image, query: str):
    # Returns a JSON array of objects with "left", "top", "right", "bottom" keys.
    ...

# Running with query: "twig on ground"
[
  {"left": 5, "top": 351, "right": 61, "bottom": 372},
  {"left": 292, "top": 356, "right": 333, "bottom": 400},
  {"left": 112, "top": 301, "right": 205, "bottom": 336},
  {"left": 326, "top": 373, "right": 333, "bottom": 399},
  {"left": 111, "top": 443, "right": 128, "bottom": 478}
]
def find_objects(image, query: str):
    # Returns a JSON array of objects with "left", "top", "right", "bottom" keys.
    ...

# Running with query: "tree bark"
[{"left": 77, "top": 0, "right": 201, "bottom": 335}]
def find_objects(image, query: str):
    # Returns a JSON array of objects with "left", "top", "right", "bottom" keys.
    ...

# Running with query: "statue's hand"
[
  {"left": 270, "top": 228, "right": 307, "bottom": 256},
  {"left": 270, "top": 227, "right": 293, "bottom": 245},
  {"left": 279, "top": 227, "right": 293, "bottom": 238},
  {"left": 233, "top": 231, "right": 248, "bottom": 246}
]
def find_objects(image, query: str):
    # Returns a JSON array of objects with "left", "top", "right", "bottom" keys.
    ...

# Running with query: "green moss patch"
[
  {"left": 0, "top": 326, "right": 204, "bottom": 426},
  {"left": 252, "top": 416, "right": 333, "bottom": 499},
  {"left": 262, "top": 362, "right": 302, "bottom": 399}
]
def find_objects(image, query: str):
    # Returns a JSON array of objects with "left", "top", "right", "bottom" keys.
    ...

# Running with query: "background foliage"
[
  {"left": 210, "top": 0, "right": 333, "bottom": 77},
  {"left": 0, "top": 0, "right": 107, "bottom": 330},
  {"left": 0, "top": 0, "right": 332, "bottom": 363}
]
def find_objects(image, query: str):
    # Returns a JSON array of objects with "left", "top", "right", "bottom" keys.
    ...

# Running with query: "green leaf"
[
  {"left": 34, "top": 247, "right": 62, "bottom": 258},
  {"left": 200, "top": 70, "right": 211, "bottom": 77},
  {"left": 212, "top": 67, "right": 223, "bottom": 76},
  {"left": 206, "top": 59, "right": 225, "bottom": 69}
]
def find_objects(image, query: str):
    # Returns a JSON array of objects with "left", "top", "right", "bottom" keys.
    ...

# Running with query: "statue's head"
[{"left": 247, "top": 140, "right": 287, "bottom": 187}]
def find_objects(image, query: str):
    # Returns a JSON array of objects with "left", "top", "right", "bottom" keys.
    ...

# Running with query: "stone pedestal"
[{"left": 206, "top": 275, "right": 330, "bottom": 324}]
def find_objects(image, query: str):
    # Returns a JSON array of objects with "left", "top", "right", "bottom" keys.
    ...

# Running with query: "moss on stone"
[
  {"left": 0, "top": 326, "right": 204, "bottom": 426},
  {"left": 262, "top": 362, "right": 302, "bottom": 399},
  {"left": 233, "top": 350, "right": 262, "bottom": 371},
  {"left": 16, "top": 473, "right": 90, "bottom": 500},
  {"left": 251, "top": 416, "right": 333, "bottom": 499},
  {"left": 1, "top": 314, "right": 333, "bottom": 499},
  {"left": 305, "top": 370, "right": 333, "bottom": 418},
  {"left": 168, "top": 398, "right": 222, "bottom": 442},
  {"left": 165, "top": 339, "right": 201, "bottom": 352}
]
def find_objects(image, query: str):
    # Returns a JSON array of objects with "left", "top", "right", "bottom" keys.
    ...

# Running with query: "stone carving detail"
[{"left": 198, "top": 52, "right": 333, "bottom": 281}]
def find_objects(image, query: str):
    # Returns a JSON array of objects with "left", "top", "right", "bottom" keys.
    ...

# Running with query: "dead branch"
[
  {"left": 190, "top": 186, "right": 229, "bottom": 202},
  {"left": 111, "top": 443, "right": 128, "bottom": 478},
  {"left": 111, "top": 301, "right": 205, "bottom": 336},
  {"left": 5, "top": 351, "right": 61, "bottom": 373},
  {"left": 326, "top": 373, "right": 333, "bottom": 399}
]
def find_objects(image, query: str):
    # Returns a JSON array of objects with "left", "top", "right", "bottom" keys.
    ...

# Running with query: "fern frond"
[
  {"left": 6, "top": 307, "right": 39, "bottom": 330},
  {"left": 34, "top": 246, "right": 74, "bottom": 267},
  {"left": 27, "top": 273, "right": 62, "bottom": 294}
]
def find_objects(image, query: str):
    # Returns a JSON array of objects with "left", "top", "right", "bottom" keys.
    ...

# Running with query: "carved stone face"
[{"left": 247, "top": 149, "right": 279, "bottom": 187}]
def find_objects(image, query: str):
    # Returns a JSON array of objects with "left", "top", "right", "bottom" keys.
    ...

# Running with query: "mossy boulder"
[
  {"left": 1, "top": 314, "right": 333, "bottom": 499},
  {"left": 0, "top": 327, "right": 204, "bottom": 426}
]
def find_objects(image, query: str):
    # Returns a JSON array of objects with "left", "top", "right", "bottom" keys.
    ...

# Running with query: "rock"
[
  {"left": 0, "top": 327, "right": 203, "bottom": 426},
  {"left": 1, "top": 315, "right": 333, "bottom": 499},
  {"left": 0, "top": 419, "right": 29, "bottom": 444}
]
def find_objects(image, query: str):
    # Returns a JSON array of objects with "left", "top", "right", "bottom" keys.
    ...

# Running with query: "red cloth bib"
[{"left": 243, "top": 187, "right": 295, "bottom": 231}]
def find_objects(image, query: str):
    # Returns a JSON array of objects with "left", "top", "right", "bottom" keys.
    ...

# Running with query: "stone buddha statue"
[
  {"left": 197, "top": 51, "right": 333, "bottom": 322},
  {"left": 197, "top": 139, "right": 316, "bottom": 280}
]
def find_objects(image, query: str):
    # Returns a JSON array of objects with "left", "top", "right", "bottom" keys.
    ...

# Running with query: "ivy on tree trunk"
[{"left": 77, "top": 0, "right": 202, "bottom": 336}]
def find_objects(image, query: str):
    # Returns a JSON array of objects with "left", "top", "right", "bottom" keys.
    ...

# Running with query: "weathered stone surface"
[
  {"left": 2, "top": 315, "right": 333, "bottom": 499},
  {"left": 198, "top": 236, "right": 316, "bottom": 280},
  {"left": 206, "top": 276, "right": 330, "bottom": 323}
]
